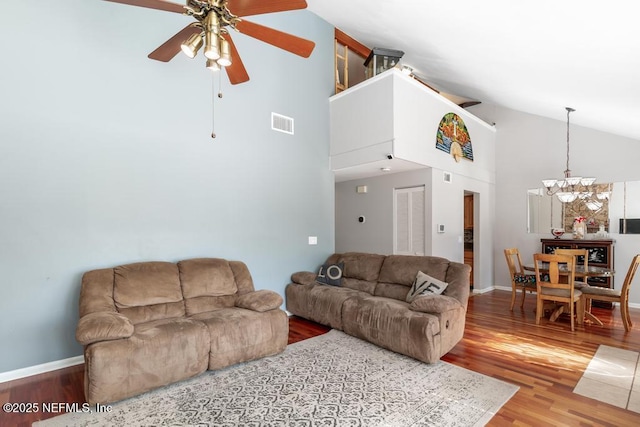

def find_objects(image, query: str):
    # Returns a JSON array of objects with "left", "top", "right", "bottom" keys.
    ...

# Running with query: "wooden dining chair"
[
  {"left": 581, "top": 254, "right": 640, "bottom": 332},
  {"left": 504, "top": 248, "right": 537, "bottom": 310},
  {"left": 554, "top": 248, "right": 589, "bottom": 288},
  {"left": 533, "top": 253, "right": 583, "bottom": 332}
]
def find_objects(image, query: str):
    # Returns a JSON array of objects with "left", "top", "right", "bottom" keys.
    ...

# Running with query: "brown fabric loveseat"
[
  {"left": 75, "top": 258, "right": 288, "bottom": 405},
  {"left": 286, "top": 253, "right": 471, "bottom": 363}
]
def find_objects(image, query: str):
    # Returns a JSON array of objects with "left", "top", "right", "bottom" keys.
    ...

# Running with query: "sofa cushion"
[
  {"left": 378, "top": 255, "right": 450, "bottom": 286},
  {"left": 374, "top": 282, "right": 411, "bottom": 301},
  {"left": 114, "top": 262, "right": 185, "bottom": 324},
  {"left": 342, "top": 277, "right": 377, "bottom": 294},
  {"left": 183, "top": 295, "right": 236, "bottom": 316},
  {"left": 285, "top": 283, "right": 361, "bottom": 330},
  {"left": 178, "top": 258, "right": 238, "bottom": 298},
  {"left": 190, "top": 307, "right": 288, "bottom": 370},
  {"left": 339, "top": 252, "right": 386, "bottom": 282},
  {"left": 409, "top": 295, "right": 462, "bottom": 313},
  {"left": 236, "top": 290, "right": 283, "bottom": 312},
  {"left": 114, "top": 262, "right": 183, "bottom": 307},
  {"left": 341, "top": 295, "right": 442, "bottom": 364},
  {"left": 178, "top": 258, "right": 239, "bottom": 316},
  {"left": 83, "top": 318, "right": 210, "bottom": 405},
  {"left": 406, "top": 271, "right": 449, "bottom": 302},
  {"left": 316, "top": 262, "right": 344, "bottom": 286}
]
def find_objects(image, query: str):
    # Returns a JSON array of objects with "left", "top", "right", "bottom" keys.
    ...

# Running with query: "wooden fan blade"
[
  {"left": 236, "top": 20, "right": 315, "bottom": 58},
  {"left": 227, "top": 0, "right": 307, "bottom": 17},
  {"left": 222, "top": 33, "right": 250, "bottom": 85},
  {"left": 104, "top": 0, "right": 185, "bottom": 14},
  {"left": 148, "top": 25, "right": 200, "bottom": 62}
]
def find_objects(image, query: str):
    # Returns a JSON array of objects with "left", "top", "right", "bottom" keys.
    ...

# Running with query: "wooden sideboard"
[{"left": 540, "top": 238, "right": 615, "bottom": 308}]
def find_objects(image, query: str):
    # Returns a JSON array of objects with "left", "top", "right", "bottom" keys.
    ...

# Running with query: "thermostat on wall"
[{"left": 437, "top": 224, "right": 445, "bottom": 233}]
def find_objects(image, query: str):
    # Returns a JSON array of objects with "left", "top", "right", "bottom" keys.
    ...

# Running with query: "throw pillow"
[
  {"left": 406, "top": 271, "right": 448, "bottom": 302},
  {"left": 316, "top": 262, "right": 344, "bottom": 286}
]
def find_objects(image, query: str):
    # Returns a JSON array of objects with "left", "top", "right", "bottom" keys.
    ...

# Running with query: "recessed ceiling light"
[{"left": 381, "top": 167, "right": 391, "bottom": 172}]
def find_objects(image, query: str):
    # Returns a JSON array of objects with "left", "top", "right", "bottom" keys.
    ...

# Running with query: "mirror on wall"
[{"left": 527, "top": 182, "right": 640, "bottom": 235}]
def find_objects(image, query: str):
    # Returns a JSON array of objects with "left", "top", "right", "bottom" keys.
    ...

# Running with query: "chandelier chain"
[{"left": 565, "top": 106, "right": 575, "bottom": 177}]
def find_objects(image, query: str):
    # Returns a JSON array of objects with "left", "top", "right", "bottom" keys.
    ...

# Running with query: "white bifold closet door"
[{"left": 393, "top": 186, "right": 425, "bottom": 255}]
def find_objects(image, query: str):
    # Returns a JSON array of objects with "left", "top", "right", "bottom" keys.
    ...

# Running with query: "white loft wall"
[
  {"left": 392, "top": 72, "right": 496, "bottom": 184},
  {"left": 330, "top": 74, "right": 394, "bottom": 160},
  {"left": 332, "top": 70, "right": 496, "bottom": 290}
]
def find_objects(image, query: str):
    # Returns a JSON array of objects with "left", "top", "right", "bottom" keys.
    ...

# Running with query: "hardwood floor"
[{"left": 2, "top": 290, "right": 640, "bottom": 426}]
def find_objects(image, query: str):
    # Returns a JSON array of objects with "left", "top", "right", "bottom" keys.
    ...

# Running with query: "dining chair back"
[
  {"left": 581, "top": 254, "right": 640, "bottom": 331},
  {"left": 504, "top": 248, "right": 536, "bottom": 310},
  {"left": 533, "top": 252, "right": 583, "bottom": 331},
  {"left": 554, "top": 248, "right": 589, "bottom": 288}
]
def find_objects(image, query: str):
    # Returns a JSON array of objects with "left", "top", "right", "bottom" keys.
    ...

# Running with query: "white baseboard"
[
  {"left": 472, "top": 286, "right": 500, "bottom": 294},
  {"left": 0, "top": 355, "right": 84, "bottom": 384}
]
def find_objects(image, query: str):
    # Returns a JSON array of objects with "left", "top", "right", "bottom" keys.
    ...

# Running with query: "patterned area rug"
[{"left": 35, "top": 330, "right": 518, "bottom": 426}]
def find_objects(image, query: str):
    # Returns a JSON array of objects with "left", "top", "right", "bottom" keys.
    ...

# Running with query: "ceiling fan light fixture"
[
  {"left": 180, "top": 32, "right": 203, "bottom": 59},
  {"left": 204, "top": 31, "right": 221, "bottom": 60},
  {"left": 217, "top": 38, "right": 232, "bottom": 67},
  {"left": 206, "top": 58, "right": 220, "bottom": 71}
]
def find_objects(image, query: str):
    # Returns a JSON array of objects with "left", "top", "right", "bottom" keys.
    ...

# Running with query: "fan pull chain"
[
  {"left": 211, "top": 72, "right": 216, "bottom": 139},
  {"left": 211, "top": 70, "right": 224, "bottom": 139}
]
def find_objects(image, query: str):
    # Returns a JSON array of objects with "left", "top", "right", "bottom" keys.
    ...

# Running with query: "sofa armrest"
[
  {"left": 290, "top": 271, "right": 318, "bottom": 286},
  {"left": 409, "top": 295, "right": 462, "bottom": 314},
  {"left": 76, "top": 312, "right": 134, "bottom": 346},
  {"left": 236, "top": 290, "right": 283, "bottom": 312}
]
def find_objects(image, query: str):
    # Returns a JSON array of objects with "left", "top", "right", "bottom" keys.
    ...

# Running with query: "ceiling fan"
[{"left": 104, "top": 0, "right": 316, "bottom": 84}]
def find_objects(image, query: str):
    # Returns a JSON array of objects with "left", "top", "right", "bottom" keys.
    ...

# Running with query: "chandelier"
[{"left": 541, "top": 107, "right": 609, "bottom": 209}]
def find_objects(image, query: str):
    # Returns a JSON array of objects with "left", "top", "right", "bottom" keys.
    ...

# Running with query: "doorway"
[{"left": 463, "top": 192, "right": 475, "bottom": 289}]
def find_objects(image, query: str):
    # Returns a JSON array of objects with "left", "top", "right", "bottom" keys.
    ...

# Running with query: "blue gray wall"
[{"left": 0, "top": 0, "right": 334, "bottom": 373}]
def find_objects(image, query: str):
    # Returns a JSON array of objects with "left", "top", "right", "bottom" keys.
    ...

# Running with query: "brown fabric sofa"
[
  {"left": 76, "top": 258, "right": 288, "bottom": 405},
  {"left": 286, "top": 252, "right": 471, "bottom": 363}
]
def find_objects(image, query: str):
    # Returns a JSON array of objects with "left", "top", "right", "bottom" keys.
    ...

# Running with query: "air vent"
[{"left": 271, "top": 112, "right": 294, "bottom": 135}]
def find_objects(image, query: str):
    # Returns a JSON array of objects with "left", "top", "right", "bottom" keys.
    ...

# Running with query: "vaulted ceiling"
[{"left": 307, "top": 0, "right": 640, "bottom": 141}]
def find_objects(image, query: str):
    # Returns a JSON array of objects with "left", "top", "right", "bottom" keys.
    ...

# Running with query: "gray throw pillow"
[
  {"left": 316, "top": 262, "right": 344, "bottom": 286},
  {"left": 406, "top": 271, "right": 448, "bottom": 302}
]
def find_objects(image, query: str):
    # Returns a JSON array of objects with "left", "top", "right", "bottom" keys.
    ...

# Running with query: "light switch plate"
[{"left": 308, "top": 236, "right": 318, "bottom": 245}]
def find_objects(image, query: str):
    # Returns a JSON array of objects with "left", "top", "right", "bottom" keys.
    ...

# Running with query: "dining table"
[{"left": 522, "top": 263, "right": 615, "bottom": 325}]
